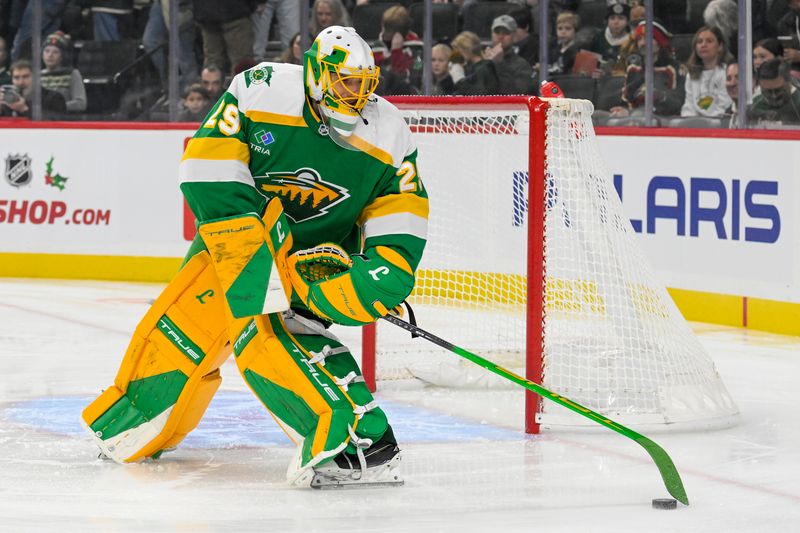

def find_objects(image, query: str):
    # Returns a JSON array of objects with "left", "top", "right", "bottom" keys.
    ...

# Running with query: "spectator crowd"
[{"left": 0, "top": 0, "right": 799, "bottom": 127}]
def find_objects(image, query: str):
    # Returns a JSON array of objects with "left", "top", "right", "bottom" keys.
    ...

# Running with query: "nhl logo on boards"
[{"left": 4, "top": 154, "right": 33, "bottom": 188}]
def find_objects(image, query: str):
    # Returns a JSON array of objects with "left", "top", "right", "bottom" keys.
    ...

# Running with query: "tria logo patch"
[
  {"left": 4, "top": 154, "right": 32, "bottom": 188},
  {"left": 257, "top": 168, "right": 349, "bottom": 223},
  {"left": 255, "top": 130, "right": 275, "bottom": 145}
]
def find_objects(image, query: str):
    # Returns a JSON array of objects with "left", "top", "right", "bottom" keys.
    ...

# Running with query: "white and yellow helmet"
[{"left": 304, "top": 26, "right": 380, "bottom": 137}]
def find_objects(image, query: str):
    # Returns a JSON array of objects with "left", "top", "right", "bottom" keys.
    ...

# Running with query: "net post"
[
  {"left": 362, "top": 323, "right": 377, "bottom": 392},
  {"left": 525, "top": 97, "right": 548, "bottom": 434}
]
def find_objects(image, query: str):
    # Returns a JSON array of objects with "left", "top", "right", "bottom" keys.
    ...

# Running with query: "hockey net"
[{"left": 364, "top": 96, "right": 739, "bottom": 432}]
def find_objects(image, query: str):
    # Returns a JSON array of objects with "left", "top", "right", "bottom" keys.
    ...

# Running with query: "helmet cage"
[{"left": 321, "top": 60, "right": 380, "bottom": 116}]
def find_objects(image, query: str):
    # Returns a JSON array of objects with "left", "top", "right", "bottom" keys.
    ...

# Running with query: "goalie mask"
[{"left": 304, "top": 26, "right": 380, "bottom": 140}]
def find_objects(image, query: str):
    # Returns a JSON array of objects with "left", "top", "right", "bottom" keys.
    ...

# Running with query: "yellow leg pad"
[
  {"left": 159, "top": 368, "right": 223, "bottom": 450},
  {"left": 232, "top": 313, "right": 358, "bottom": 469},
  {"left": 81, "top": 252, "right": 233, "bottom": 464}
]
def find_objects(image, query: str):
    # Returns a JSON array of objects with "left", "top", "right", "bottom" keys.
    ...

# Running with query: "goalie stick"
[
  {"left": 287, "top": 246, "right": 687, "bottom": 502},
  {"left": 379, "top": 310, "right": 690, "bottom": 506}
]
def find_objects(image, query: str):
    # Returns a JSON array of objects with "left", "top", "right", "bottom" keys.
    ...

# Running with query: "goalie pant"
[{"left": 80, "top": 250, "right": 389, "bottom": 480}]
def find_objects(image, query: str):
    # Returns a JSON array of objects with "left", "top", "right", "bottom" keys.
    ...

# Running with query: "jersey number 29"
[{"left": 204, "top": 102, "right": 241, "bottom": 136}]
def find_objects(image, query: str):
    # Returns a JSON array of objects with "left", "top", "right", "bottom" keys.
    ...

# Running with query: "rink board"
[{"left": 0, "top": 121, "right": 798, "bottom": 335}]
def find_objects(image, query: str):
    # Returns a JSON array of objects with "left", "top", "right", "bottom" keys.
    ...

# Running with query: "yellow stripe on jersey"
[
  {"left": 182, "top": 137, "right": 250, "bottom": 164},
  {"left": 245, "top": 110, "right": 306, "bottom": 127},
  {"left": 357, "top": 194, "right": 429, "bottom": 225},
  {"left": 375, "top": 246, "right": 413, "bottom": 275},
  {"left": 347, "top": 134, "right": 394, "bottom": 166}
]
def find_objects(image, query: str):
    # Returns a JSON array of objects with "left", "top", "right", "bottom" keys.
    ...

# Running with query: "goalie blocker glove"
[
  {"left": 288, "top": 243, "right": 415, "bottom": 326},
  {"left": 197, "top": 198, "right": 294, "bottom": 318}
]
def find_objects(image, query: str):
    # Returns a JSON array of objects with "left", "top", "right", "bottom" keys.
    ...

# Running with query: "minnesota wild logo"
[
  {"left": 697, "top": 95, "right": 714, "bottom": 110},
  {"left": 258, "top": 168, "right": 349, "bottom": 223}
]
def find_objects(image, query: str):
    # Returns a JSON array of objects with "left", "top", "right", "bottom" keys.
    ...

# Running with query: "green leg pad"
[
  {"left": 293, "top": 334, "right": 389, "bottom": 455},
  {"left": 90, "top": 370, "right": 188, "bottom": 440}
]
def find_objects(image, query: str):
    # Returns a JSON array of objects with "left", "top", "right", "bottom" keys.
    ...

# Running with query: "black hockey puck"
[{"left": 652, "top": 498, "right": 678, "bottom": 510}]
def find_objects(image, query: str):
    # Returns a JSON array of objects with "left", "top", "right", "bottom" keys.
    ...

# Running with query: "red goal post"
[{"left": 365, "top": 96, "right": 546, "bottom": 433}]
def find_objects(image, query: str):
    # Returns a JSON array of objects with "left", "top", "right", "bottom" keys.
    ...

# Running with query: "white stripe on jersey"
[
  {"left": 179, "top": 159, "right": 254, "bottom": 186},
  {"left": 362, "top": 213, "right": 428, "bottom": 240}
]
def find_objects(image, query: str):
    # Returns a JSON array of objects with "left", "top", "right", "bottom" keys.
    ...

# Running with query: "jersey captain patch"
[{"left": 256, "top": 168, "right": 350, "bottom": 223}]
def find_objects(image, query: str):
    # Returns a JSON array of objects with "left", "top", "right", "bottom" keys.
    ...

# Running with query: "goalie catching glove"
[{"left": 288, "top": 243, "right": 413, "bottom": 326}]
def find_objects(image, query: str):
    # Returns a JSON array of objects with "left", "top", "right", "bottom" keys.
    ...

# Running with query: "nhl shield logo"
[{"left": 5, "top": 154, "right": 33, "bottom": 188}]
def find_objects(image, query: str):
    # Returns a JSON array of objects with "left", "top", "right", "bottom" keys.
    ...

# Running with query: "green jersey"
[{"left": 179, "top": 63, "right": 428, "bottom": 320}]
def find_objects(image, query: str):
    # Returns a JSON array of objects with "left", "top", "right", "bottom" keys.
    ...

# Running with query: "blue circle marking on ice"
[{"left": 4, "top": 391, "right": 521, "bottom": 448}]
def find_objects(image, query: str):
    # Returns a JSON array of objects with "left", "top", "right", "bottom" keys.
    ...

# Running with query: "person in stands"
[
  {"left": 590, "top": 1, "right": 631, "bottom": 65},
  {"left": 178, "top": 83, "right": 212, "bottom": 122},
  {"left": 431, "top": 43, "right": 455, "bottom": 95},
  {"left": 449, "top": 30, "right": 499, "bottom": 96},
  {"left": 610, "top": 21, "right": 687, "bottom": 117},
  {"left": 0, "top": 60, "right": 66, "bottom": 118},
  {"left": 275, "top": 33, "right": 303, "bottom": 65},
  {"left": 483, "top": 15, "right": 533, "bottom": 95},
  {"left": 40, "top": 31, "right": 86, "bottom": 113},
  {"left": 310, "top": 0, "right": 351, "bottom": 36},
  {"left": 681, "top": 25, "right": 733, "bottom": 117},
  {"left": 748, "top": 58, "right": 800, "bottom": 125},
  {"left": 547, "top": 12, "right": 580, "bottom": 76}
]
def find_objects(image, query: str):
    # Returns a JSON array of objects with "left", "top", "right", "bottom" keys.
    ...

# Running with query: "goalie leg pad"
[
  {"left": 81, "top": 251, "right": 232, "bottom": 463},
  {"left": 198, "top": 197, "right": 294, "bottom": 318},
  {"left": 231, "top": 312, "right": 389, "bottom": 475}
]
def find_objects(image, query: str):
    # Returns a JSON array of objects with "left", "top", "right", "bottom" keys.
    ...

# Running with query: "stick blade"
[{"left": 636, "top": 436, "right": 689, "bottom": 505}]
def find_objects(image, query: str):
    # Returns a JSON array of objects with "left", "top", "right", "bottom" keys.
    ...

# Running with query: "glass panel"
[{"left": 1, "top": 1, "right": 797, "bottom": 129}]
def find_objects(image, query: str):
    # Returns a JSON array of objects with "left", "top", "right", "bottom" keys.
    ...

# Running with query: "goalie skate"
[{"left": 310, "top": 439, "right": 403, "bottom": 490}]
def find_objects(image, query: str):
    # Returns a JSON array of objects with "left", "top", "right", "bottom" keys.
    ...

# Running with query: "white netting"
[{"left": 372, "top": 98, "right": 738, "bottom": 429}]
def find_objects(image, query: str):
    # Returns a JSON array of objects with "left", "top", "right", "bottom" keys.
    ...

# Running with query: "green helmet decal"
[{"left": 303, "top": 26, "right": 380, "bottom": 137}]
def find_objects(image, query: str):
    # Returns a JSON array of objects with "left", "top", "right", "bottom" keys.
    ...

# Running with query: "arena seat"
[
  {"left": 75, "top": 39, "right": 142, "bottom": 114},
  {"left": 462, "top": 1, "right": 515, "bottom": 41},
  {"left": 603, "top": 115, "right": 663, "bottom": 127},
  {"left": 548, "top": 74, "right": 597, "bottom": 102},
  {"left": 671, "top": 33, "right": 695, "bottom": 63},
  {"left": 594, "top": 75, "right": 625, "bottom": 111},
  {"left": 665, "top": 116, "right": 724, "bottom": 129},
  {"left": 409, "top": 2, "right": 460, "bottom": 42},
  {"left": 353, "top": 3, "right": 401, "bottom": 41}
]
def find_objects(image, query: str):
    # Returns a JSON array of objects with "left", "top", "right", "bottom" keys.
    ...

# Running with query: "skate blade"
[
  {"left": 311, "top": 477, "right": 404, "bottom": 490},
  {"left": 310, "top": 455, "right": 403, "bottom": 489}
]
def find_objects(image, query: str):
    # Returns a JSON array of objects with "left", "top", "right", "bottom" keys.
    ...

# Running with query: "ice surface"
[{"left": 1, "top": 278, "right": 798, "bottom": 532}]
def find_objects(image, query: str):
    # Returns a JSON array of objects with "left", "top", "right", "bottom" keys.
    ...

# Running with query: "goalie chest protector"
[{"left": 235, "top": 63, "right": 420, "bottom": 253}]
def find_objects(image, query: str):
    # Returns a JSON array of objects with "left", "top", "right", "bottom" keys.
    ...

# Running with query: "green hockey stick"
[{"left": 380, "top": 313, "right": 689, "bottom": 505}]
